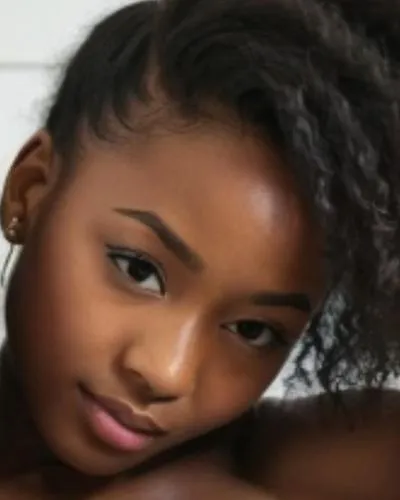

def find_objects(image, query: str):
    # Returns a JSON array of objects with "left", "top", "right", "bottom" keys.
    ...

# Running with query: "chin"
[
  {"left": 54, "top": 443, "right": 135, "bottom": 477},
  {"left": 70, "top": 458, "right": 131, "bottom": 477},
  {"left": 38, "top": 424, "right": 131, "bottom": 477}
]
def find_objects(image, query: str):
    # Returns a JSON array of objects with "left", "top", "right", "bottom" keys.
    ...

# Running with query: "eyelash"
[
  {"left": 223, "top": 320, "right": 288, "bottom": 349},
  {"left": 106, "top": 245, "right": 289, "bottom": 349},
  {"left": 106, "top": 245, "right": 167, "bottom": 296}
]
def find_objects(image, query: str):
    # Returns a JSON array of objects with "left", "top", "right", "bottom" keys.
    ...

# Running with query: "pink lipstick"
[{"left": 79, "top": 385, "right": 166, "bottom": 452}]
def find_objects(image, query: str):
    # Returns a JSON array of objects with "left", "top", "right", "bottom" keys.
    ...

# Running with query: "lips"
[
  {"left": 79, "top": 384, "right": 167, "bottom": 452},
  {"left": 92, "top": 391, "right": 166, "bottom": 436}
]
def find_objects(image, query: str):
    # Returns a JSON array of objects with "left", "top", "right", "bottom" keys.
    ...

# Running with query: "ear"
[{"left": 1, "top": 130, "right": 61, "bottom": 244}]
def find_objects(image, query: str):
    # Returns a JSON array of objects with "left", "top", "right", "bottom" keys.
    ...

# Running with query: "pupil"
[
  {"left": 238, "top": 321, "right": 264, "bottom": 340},
  {"left": 130, "top": 259, "right": 153, "bottom": 282}
]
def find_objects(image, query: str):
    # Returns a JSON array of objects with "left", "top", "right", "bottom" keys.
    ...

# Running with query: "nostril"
[
  {"left": 118, "top": 329, "right": 200, "bottom": 403},
  {"left": 123, "top": 367, "right": 179, "bottom": 405},
  {"left": 136, "top": 377, "right": 180, "bottom": 405},
  {"left": 152, "top": 394, "right": 178, "bottom": 404}
]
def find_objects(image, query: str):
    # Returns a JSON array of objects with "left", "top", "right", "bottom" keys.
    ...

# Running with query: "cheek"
[
  {"left": 7, "top": 216, "right": 109, "bottom": 381},
  {"left": 193, "top": 348, "right": 287, "bottom": 429}
]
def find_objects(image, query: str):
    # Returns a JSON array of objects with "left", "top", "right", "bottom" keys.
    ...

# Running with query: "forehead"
[
  {"left": 69, "top": 126, "right": 322, "bottom": 294},
  {"left": 75, "top": 125, "right": 308, "bottom": 219}
]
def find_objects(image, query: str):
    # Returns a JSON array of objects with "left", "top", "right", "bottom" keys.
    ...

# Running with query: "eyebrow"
[
  {"left": 114, "top": 208, "right": 311, "bottom": 312},
  {"left": 250, "top": 291, "right": 311, "bottom": 313},
  {"left": 114, "top": 208, "right": 204, "bottom": 272}
]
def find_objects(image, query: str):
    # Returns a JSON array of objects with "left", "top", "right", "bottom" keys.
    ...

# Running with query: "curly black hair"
[{"left": 44, "top": 0, "right": 400, "bottom": 397}]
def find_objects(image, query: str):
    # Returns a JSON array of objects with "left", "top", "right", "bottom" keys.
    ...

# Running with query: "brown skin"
[
  {"left": 61, "top": 390, "right": 400, "bottom": 500},
  {"left": 244, "top": 391, "right": 400, "bottom": 500},
  {"left": 0, "top": 122, "right": 323, "bottom": 486},
  {"left": 2, "top": 391, "right": 400, "bottom": 500},
  {"left": 0, "top": 450, "right": 273, "bottom": 499}
]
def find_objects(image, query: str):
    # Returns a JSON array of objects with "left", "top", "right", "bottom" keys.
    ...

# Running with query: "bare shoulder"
[
  {"left": 239, "top": 389, "right": 400, "bottom": 499},
  {"left": 3, "top": 455, "right": 275, "bottom": 500},
  {"left": 84, "top": 454, "right": 274, "bottom": 500}
]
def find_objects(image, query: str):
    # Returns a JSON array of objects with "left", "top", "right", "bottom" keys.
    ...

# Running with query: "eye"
[
  {"left": 107, "top": 247, "right": 165, "bottom": 295},
  {"left": 224, "top": 320, "right": 287, "bottom": 348}
]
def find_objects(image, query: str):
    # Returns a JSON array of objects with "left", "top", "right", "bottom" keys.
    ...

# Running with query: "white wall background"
[
  {"left": 0, "top": 0, "right": 134, "bottom": 257},
  {"left": 0, "top": 0, "right": 301, "bottom": 397},
  {"left": 0, "top": 0, "right": 133, "bottom": 338}
]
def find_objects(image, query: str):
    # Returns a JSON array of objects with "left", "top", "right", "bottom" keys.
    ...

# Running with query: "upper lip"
[{"left": 81, "top": 385, "right": 167, "bottom": 437}]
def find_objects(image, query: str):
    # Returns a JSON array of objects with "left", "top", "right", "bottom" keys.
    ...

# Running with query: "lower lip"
[{"left": 80, "top": 389, "right": 155, "bottom": 453}]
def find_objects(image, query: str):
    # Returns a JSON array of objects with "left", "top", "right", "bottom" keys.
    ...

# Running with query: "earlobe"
[
  {"left": 4, "top": 216, "right": 22, "bottom": 244},
  {"left": 1, "top": 130, "right": 60, "bottom": 242}
]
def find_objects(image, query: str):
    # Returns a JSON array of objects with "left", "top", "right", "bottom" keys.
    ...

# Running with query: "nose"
[{"left": 118, "top": 314, "right": 204, "bottom": 404}]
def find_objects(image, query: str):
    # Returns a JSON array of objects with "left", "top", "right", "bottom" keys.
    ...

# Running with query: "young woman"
[{"left": 1, "top": 0, "right": 399, "bottom": 497}]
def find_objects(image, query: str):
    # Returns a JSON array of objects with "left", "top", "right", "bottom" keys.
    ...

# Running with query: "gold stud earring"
[
  {"left": 1, "top": 216, "right": 20, "bottom": 286},
  {"left": 6, "top": 216, "right": 20, "bottom": 242}
]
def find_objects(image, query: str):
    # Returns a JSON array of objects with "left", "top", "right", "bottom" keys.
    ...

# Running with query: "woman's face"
[{"left": 3, "top": 124, "right": 324, "bottom": 475}]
